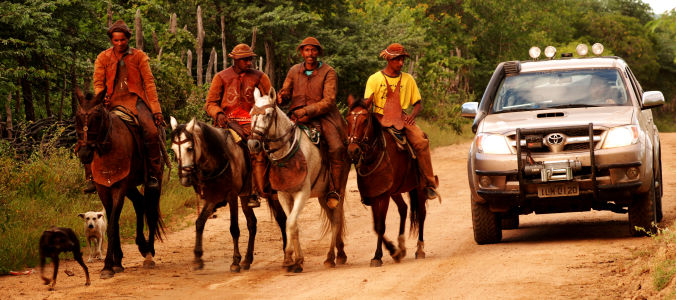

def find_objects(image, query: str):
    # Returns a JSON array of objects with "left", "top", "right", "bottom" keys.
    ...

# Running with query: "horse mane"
[{"left": 195, "top": 120, "right": 237, "bottom": 164}]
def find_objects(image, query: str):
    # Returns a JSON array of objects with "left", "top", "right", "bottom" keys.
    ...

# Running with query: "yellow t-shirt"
[{"left": 363, "top": 71, "right": 421, "bottom": 115}]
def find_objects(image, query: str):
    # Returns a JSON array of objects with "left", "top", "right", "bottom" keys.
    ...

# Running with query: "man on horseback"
[
  {"left": 86, "top": 19, "right": 164, "bottom": 192},
  {"left": 204, "top": 43, "right": 273, "bottom": 208},
  {"left": 278, "top": 37, "right": 349, "bottom": 207},
  {"left": 364, "top": 43, "right": 439, "bottom": 200}
]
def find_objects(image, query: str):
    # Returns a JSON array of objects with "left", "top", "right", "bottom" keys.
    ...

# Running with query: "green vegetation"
[{"left": 0, "top": 140, "right": 197, "bottom": 274}]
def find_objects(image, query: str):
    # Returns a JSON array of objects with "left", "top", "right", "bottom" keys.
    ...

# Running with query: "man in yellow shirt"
[{"left": 364, "top": 43, "right": 438, "bottom": 199}]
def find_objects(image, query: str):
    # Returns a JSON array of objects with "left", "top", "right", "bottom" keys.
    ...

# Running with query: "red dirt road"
[{"left": 5, "top": 133, "right": 675, "bottom": 299}]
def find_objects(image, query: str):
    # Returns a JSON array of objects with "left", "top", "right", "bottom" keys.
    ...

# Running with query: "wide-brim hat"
[
  {"left": 228, "top": 44, "right": 256, "bottom": 59},
  {"left": 297, "top": 37, "right": 323, "bottom": 55},
  {"left": 380, "top": 43, "right": 410, "bottom": 59},
  {"left": 107, "top": 20, "right": 131, "bottom": 39}
]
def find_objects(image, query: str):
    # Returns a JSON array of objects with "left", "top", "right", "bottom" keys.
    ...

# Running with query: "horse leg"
[
  {"left": 239, "top": 196, "right": 257, "bottom": 271},
  {"left": 334, "top": 199, "right": 347, "bottom": 265},
  {"left": 193, "top": 201, "right": 217, "bottom": 271},
  {"left": 268, "top": 194, "right": 288, "bottom": 253},
  {"left": 370, "top": 196, "right": 385, "bottom": 267},
  {"left": 228, "top": 196, "right": 242, "bottom": 273},
  {"left": 126, "top": 187, "right": 148, "bottom": 258},
  {"left": 110, "top": 188, "right": 127, "bottom": 273},
  {"left": 99, "top": 187, "right": 124, "bottom": 278},
  {"left": 283, "top": 190, "right": 307, "bottom": 273},
  {"left": 392, "top": 194, "right": 408, "bottom": 260},
  {"left": 143, "top": 182, "right": 162, "bottom": 261},
  {"left": 277, "top": 192, "right": 295, "bottom": 269},
  {"left": 321, "top": 195, "right": 337, "bottom": 268},
  {"left": 413, "top": 189, "right": 427, "bottom": 259}
]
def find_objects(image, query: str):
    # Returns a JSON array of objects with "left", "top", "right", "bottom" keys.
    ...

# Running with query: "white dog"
[{"left": 78, "top": 210, "right": 107, "bottom": 263}]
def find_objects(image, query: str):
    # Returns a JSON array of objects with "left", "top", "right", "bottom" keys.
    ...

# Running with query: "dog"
[
  {"left": 39, "top": 227, "right": 90, "bottom": 290},
  {"left": 78, "top": 210, "right": 106, "bottom": 263}
]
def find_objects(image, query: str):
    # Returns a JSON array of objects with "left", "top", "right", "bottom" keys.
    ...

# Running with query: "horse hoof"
[
  {"left": 112, "top": 266, "right": 124, "bottom": 273},
  {"left": 323, "top": 260, "right": 336, "bottom": 268},
  {"left": 336, "top": 254, "right": 347, "bottom": 265},
  {"left": 143, "top": 260, "right": 156, "bottom": 269},
  {"left": 241, "top": 260, "right": 251, "bottom": 271},
  {"left": 230, "top": 264, "right": 241, "bottom": 273},
  {"left": 391, "top": 250, "right": 403, "bottom": 263},
  {"left": 282, "top": 258, "right": 294, "bottom": 268},
  {"left": 100, "top": 270, "right": 115, "bottom": 279},
  {"left": 291, "top": 264, "right": 303, "bottom": 273},
  {"left": 327, "top": 198, "right": 339, "bottom": 209},
  {"left": 370, "top": 259, "right": 383, "bottom": 267},
  {"left": 415, "top": 251, "right": 426, "bottom": 259}
]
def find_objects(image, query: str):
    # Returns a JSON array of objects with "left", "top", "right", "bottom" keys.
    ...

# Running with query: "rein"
[
  {"left": 348, "top": 110, "right": 386, "bottom": 177},
  {"left": 76, "top": 105, "right": 112, "bottom": 153},
  {"left": 250, "top": 102, "right": 298, "bottom": 160},
  {"left": 171, "top": 130, "right": 230, "bottom": 183}
]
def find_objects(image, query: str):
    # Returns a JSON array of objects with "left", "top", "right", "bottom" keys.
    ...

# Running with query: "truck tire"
[
  {"left": 472, "top": 196, "right": 502, "bottom": 244},
  {"left": 501, "top": 210, "right": 519, "bottom": 230},
  {"left": 628, "top": 178, "right": 657, "bottom": 237},
  {"left": 656, "top": 151, "right": 663, "bottom": 223}
]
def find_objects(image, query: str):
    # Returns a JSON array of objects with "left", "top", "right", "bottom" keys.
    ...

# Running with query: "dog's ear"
[
  {"left": 97, "top": 213, "right": 104, "bottom": 219},
  {"left": 78, "top": 213, "right": 85, "bottom": 219}
]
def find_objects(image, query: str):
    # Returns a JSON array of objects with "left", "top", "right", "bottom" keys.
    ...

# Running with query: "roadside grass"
[
  {"left": 0, "top": 144, "right": 197, "bottom": 275},
  {"left": 417, "top": 120, "right": 474, "bottom": 148},
  {"left": 654, "top": 259, "right": 676, "bottom": 291},
  {"left": 654, "top": 112, "right": 676, "bottom": 133}
]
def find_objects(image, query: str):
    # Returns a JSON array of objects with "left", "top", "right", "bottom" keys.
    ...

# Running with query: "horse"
[
  {"left": 345, "top": 95, "right": 428, "bottom": 267},
  {"left": 248, "top": 88, "right": 346, "bottom": 273},
  {"left": 74, "top": 89, "right": 164, "bottom": 279},
  {"left": 169, "top": 117, "right": 288, "bottom": 272}
]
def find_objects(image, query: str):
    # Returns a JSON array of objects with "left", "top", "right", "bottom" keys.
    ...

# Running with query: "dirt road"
[{"left": 5, "top": 133, "right": 676, "bottom": 299}]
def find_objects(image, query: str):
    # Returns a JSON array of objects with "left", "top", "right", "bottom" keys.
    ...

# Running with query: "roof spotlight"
[
  {"left": 544, "top": 46, "right": 556, "bottom": 59},
  {"left": 592, "top": 43, "right": 604, "bottom": 56},
  {"left": 575, "top": 44, "right": 588, "bottom": 56},
  {"left": 528, "top": 46, "right": 541, "bottom": 59}
]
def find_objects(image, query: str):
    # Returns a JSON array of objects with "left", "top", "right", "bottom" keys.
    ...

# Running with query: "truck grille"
[{"left": 508, "top": 129, "right": 604, "bottom": 153}]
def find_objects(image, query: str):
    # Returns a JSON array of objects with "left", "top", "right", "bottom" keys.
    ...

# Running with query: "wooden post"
[
  {"left": 196, "top": 6, "right": 205, "bottom": 86},
  {"left": 135, "top": 9, "right": 143, "bottom": 51},
  {"left": 169, "top": 13, "right": 177, "bottom": 34},
  {"left": 221, "top": 15, "right": 227, "bottom": 70},
  {"left": 6, "top": 91, "right": 12, "bottom": 139},
  {"left": 264, "top": 40, "right": 275, "bottom": 84},
  {"left": 251, "top": 26, "right": 257, "bottom": 51},
  {"left": 58, "top": 74, "right": 65, "bottom": 121},
  {"left": 206, "top": 47, "right": 215, "bottom": 84},
  {"left": 44, "top": 79, "right": 51, "bottom": 117},
  {"left": 213, "top": 48, "right": 218, "bottom": 75},
  {"left": 152, "top": 31, "right": 160, "bottom": 54},
  {"left": 259, "top": 56, "right": 263, "bottom": 71},
  {"left": 186, "top": 49, "right": 193, "bottom": 77},
  {"left": 106, "top": 1, "right": 112, "bottom": 28}
]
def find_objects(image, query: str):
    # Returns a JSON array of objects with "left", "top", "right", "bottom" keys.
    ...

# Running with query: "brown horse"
[
  {"left": 169, "top": 117, "right": 287, "bottom": 272},
  {"left": 346, "top": 95, "right": 428, "bottom": 267},
  {"left": 74, "top": 89, "right": 164, "bottom": 279}
]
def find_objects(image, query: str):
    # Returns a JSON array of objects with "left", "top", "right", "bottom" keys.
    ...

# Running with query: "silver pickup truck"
[{"left": 462, "top": 44, "right": 665, "bottom": 244}]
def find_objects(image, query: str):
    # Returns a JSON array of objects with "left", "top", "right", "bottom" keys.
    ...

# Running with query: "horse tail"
[
  {"left": 409, "top": 190, "right": 420, "bottom": 239},
  {"left": 319, "top": 198, "right": 346, "bottom": 241}
]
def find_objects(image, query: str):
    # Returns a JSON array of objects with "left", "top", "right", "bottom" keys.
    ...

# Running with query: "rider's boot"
[
  {"left": 145, "top": 140, "right": 163, "bottom": 190},
  {"left": 246, "top": 195, "right": 261, "bottom": 208},
  {"left": 249, "top": 152, "right": 268, "bottom": 208},
  {"left": 327, "top": 159, "right": 349, "bottom": 209},
  {"left": 415, "top": 145, "right": 439, "bottom": 200},
  {"left": 83, "top": 163, "right": 96, "bottom": 194}
]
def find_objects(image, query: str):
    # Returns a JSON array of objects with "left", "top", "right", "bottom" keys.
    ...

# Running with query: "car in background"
[{"left": 462, "top": 44, "right": 665, "bottom": 244}]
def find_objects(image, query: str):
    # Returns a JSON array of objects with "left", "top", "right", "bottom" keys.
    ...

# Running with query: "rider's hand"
[
  {"left": 103, "top": 94, "right": 111, "bottom": 107},
  {"left": 279, "top": 88, "right": 291, "bottom": 102},
  {"left": 291, "top": 108, "right": 307, "bottom": 121},
  {"left": 227, "top": 121, "right": 247, "bottom": 138},
  {"left": 215, "top": 113, "right": 228, "bottom": 128},
  {"left": 153, "top": 113, "right": 167, "bottom": 127},
  {"left": 403, "top": 113, "right": 415, "bottom": 125}
]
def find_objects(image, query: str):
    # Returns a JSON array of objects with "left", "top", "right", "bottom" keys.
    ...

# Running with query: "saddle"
[
  {"left": 384, "top": 127, "right": 416, "bottom": 159},
  {"left": 269, "top": 129, "right": 308, "bottom": 192}
]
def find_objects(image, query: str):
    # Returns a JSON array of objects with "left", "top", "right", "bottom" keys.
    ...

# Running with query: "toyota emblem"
[{"left": 545, "top": 133, "right": 565, "bottom": 145}]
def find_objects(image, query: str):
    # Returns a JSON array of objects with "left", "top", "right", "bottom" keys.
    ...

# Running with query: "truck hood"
[{"left": 479, "top": 106, "right": 635, "bottom": 134}]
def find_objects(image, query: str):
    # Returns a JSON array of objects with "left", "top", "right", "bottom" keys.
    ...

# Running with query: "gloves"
[
  {"left": 227, "top": 121, "right": 247, "bottom": 139},
  {"left": 290, "top": 108, "right": 307, "bottom": 122},
  {"left": 215, "top": 113, "right": 229, "bottom": 128},
  {"left": 153, "top": 113, "right": 166, "bottom": 127}
]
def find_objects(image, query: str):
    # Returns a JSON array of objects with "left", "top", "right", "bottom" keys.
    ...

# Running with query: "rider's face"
[
  {"left": 234, "top": 57, "right": 254, "bottom": 71},
  {"left": 301, "top": 45, "right": 319, "bottom": 66},
  {"left": 387, "top": 56, "right": 405, "bottom": 73},
  {"left": 110, "top": 32, "right": 129, "bottom": 53}
]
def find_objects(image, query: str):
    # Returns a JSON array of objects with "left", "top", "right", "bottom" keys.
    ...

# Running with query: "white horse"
[{"left": 248, "top": 88, "right": 346, "bottom": 272}]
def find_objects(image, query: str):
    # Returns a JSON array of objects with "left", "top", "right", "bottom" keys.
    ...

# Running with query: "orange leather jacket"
[
  {"left": 93, "top": 47, "right": 161, "bottom": 115},
  {"left": 204, "top": 67, "right": 272, "bottom": 124}
]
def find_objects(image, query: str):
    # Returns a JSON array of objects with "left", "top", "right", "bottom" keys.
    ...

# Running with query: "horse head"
[
  {"left": 346, "top": 94, "right": 375, "bottom": 164},
  {"left": 74, "top": 88, "right": 110, "bottom": 164},
  {"left": 170, "top": 116, "right": 201, "bottom": 187},
  {"left": 248, "top": 87, "right": 279, "bottom": 154}
]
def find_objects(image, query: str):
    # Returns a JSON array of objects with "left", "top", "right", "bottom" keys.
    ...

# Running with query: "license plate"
[{"left": 537, "top": 182, "right": 579, "bottom": 198}]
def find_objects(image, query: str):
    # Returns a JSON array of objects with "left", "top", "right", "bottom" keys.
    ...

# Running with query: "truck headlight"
[
  {"left": 477, "top": 134, "right": 512, "bottom": 154},
  {"left": 602, "top": 125, "right": 639, "bottom": 149}
]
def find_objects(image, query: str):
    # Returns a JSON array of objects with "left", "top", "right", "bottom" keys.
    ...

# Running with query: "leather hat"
[
  {"left": 228, "top": 43, "right": 256, "bottom": 59},
  {"left": 107, "top": 20, "right": 131, "bottom": 39},
  {"left": 380, "top": 43, "right": 410, "bottom": 59},
  {"left": 297, "top": 37, "right": 323, "bottom": 55}
]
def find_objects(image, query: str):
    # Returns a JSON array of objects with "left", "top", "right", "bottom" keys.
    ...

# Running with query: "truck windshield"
[{"left": 491, "top": 69, "right": 630, "bottom": 113}]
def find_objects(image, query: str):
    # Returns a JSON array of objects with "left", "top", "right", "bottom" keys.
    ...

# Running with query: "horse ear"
[
  {"left": 269, "top": 87, "right": 277, "bottom": 104},
  {"left": 74, "top": 86, "right": 86, "bottom": 108},
  {"left": 92, "top": 90, "right": 106, "bottom": 106},
  {"left": 363, "top": 94, "right": 374, "bottom": 109},
  {"left": 253, "top": 87, "right": 261, "bottom": 99},
  {"left": 347, "top": 94, "right": 356, "bottom": 108},
  {"left": 170, "top": 116, "right": 178, "bottom": 130},
  {"left": 186, "top": 118, "right": 197, "bottom": 133}
]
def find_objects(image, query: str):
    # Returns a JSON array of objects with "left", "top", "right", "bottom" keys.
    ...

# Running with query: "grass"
[
  {"left": 0, "top": 143, "right": 197, "bottom": 274},
  {"left": 654, "top": 112, "right": 676, "bottom": 133},
  {"left": 417, "top": 119, "right": 474, "bottom": 148},
  {"left": 654, "top": 259, "right": 676, "bottom": 291}
]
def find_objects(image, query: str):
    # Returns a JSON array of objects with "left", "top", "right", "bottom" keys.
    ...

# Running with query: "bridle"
[
  {"left": 75, "top": 104, "right": 112, "bottom": 153},
  {"left": 250, "top": 102, "right": 297, "bottom": 158},
  {"left": 171, "top": 127, "right": 229, "bottom": 182},
  {"left": 347, "top": 108, "right": 386, "bottom": 177}
]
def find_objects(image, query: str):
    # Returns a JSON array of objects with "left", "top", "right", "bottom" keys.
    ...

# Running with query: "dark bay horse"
[
  {"left": 169, "top": 117, "right": 287, "bottom": 272},
  {"left": 346, "top": 95, "right": 428, "bottom": 267},
  {"left": 74, "top": 89, "right": 164, "bottom": 279}
]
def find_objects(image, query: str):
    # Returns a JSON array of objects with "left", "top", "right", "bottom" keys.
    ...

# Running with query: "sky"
[{"left": 644, "top": 0, "right": 676, "bottom": 14}]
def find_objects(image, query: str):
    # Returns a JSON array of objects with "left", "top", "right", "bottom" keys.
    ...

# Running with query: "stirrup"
[
  {"left": 83, "top": 180, "right": 97, "bottom": 194},
  {"left": 247, "top": 196, "right": 261, "bottom": 208},
  {"left": 147, "top": 176, "right": 160, "bottom": 190},
  {"left": 425, "top": 186, "right": 439, "bottom": 200}
]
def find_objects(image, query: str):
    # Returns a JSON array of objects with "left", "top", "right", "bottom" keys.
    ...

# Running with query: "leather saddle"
[{"left": 384, "top": 127, "right": 416, "bottom": 159}]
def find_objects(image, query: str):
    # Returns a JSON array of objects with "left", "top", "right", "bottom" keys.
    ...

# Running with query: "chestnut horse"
[
  {"left": 74, "top": 89, "right": 164, "bottom": 279},
  {"left": 346, "top": 95, "right": 428, "bottom": 267},
  {"left": 169, "top": 117, "right": 287, "bottom": 272},
  {"left": 248, "top": 88, "right": 346, "bottom": 273}
]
